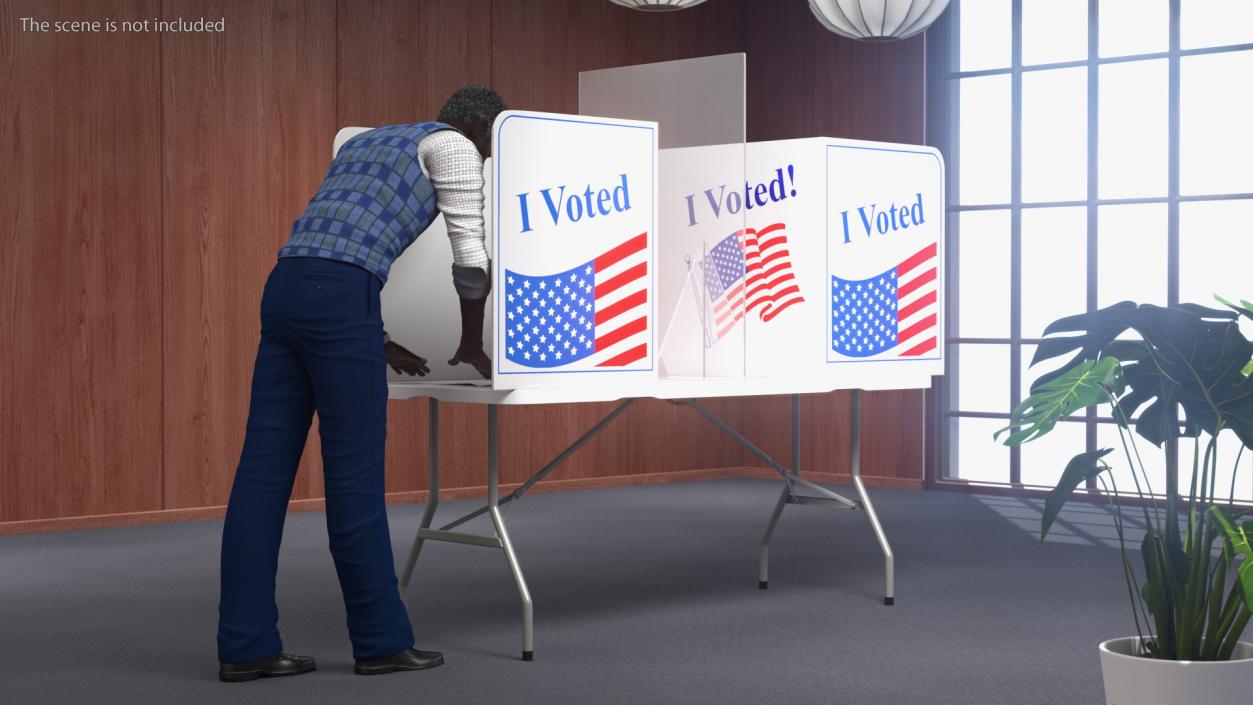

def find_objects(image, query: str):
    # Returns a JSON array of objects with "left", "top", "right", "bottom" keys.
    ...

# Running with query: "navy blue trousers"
[{"left": 217, "top": 256, "right": 415, "bottom": 664}]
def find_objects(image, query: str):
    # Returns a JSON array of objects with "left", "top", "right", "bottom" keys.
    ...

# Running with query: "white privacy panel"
[
  {"left": 332, "top": 127, "right": 494, "bottom": 385},
  {"left": 656, "top": 144, "right": 749, "bottom": 379},
  {"left": 656, "top": 137, "right": 945, "bottom": 388},
  {"left": 364, "top": 126, "right": 943, "bottom": 392},
  {"left": 821, "top": 141, "right": 944, "bottom": 371},
  {"left": 579, "top": 54, "right": 748, "bottom": 379},
  {"left": 491, "top": 110, "right": 659, "bottom": 389},
  {"left": 579, "top": 53, "right": 745, "bottom": 149}
]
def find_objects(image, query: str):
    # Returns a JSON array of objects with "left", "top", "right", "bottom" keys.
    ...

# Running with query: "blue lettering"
[
  {"left": 839, "top": 192, "right": 927, "bottom": 244},
  {"left": 910, "top": 191, "right": 925, "bottom": 225},
  {"left": 517, "top": 192, "right": 533, "bottom": 233},
  {"left": 682, "top": 164, "right": 797, "bottom": 226},
  {"left": 540, "top": 185, "right": 566, "bottom": 227},
  {"left": 753, "top": 182, "right": 768, "bottom": 208},
  {"left": 613, "top": 173, "right": 631, "bottom": 212},
  {"left": 566, "top": 190, "right": 584, "bottom": 222},
  {"left": 515, "top": 174, "right": 633, "bottom": 233},
  {"left": 703, "top": 185, "right": 726, "bottom": 219},
  {"left": 857, "top": 204, "right": 875, "bottom": 235}
]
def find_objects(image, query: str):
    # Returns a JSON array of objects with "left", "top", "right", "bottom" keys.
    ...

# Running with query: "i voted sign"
[
  {"left": 517, "top": 173, "right": 634, "bottom": 233},
  {"left": 825, "top": 143, "right": 944, "bottom": 364},
  {"left": 838, "top": 192, "right": 927, "bottom": 243},
  {"left": 492, "top": 111, "right": 658, "bottom": 388}
]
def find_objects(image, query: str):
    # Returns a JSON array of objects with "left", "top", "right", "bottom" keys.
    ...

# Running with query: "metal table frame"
[{"left": 397, "top": 390, "right": 894, "bottom": 661}]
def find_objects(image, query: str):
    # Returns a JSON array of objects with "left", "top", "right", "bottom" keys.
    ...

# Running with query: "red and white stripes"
[{"left": 592, "top": 232, "right": 650, "bottom": 367}]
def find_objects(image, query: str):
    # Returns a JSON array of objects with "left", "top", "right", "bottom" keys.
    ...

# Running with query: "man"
[{"left": 216, "top": 85, "right": 506, "bottom": 682}]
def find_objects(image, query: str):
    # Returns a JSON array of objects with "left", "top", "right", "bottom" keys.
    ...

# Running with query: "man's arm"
[{"left": 420, "top": 130, "right": 491, "bottom": 379}]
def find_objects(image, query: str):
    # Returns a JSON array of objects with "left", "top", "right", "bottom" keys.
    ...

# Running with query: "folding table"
[{"left": 390, "top": 378, "right": 904, "bottom": 661}]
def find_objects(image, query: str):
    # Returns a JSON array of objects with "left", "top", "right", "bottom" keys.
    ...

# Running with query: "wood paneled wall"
[
  {"left": 0, "top": 0, "right": 928, "bottom": 533},
  {"left": 739, "top": 0, "right": 928, "bottom": 493},
  {"left": 2, "top": 0, "right": 165, "bottom": 522}
]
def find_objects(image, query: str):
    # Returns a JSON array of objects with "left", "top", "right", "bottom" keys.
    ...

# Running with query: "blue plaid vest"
[{"left": 278, "top": 121, "right": 456, "bottom": 282}]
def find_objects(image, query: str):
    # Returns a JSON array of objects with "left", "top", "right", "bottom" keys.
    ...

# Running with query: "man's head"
[{"left": 438, "top": 85, "right": 507, "bottom": 160}]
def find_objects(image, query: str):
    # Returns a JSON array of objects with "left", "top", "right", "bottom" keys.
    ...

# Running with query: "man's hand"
[
  {"left": 451, "top": 295, "right": 491, "bottom": 380},
  {"left": 384, "top": 340, "right": 430, "bottom": 376},
  {"left": 448, "top": 347, "right": 491, "bottom": 380}
]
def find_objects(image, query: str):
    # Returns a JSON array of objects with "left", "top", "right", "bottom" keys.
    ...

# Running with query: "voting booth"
[
  {"left": 345, "top": 54, "right": 944, "bottom": 661},
  {"left": 491, "top": 112, "right": 659, "bottom": 388},
  {"left": 367, "top": 119, "right": 942, "bottom": 392},
  {"left": 658, "top": 139, "right": 943, "bottom": 386}
]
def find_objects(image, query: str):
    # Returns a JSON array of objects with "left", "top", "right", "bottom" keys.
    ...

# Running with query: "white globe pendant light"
[
  {"left": 609, "top": 0, "right": 708, "bottom": 11},
  {"left": 809, "top": 0, "right": 951, "bottom": 40}
]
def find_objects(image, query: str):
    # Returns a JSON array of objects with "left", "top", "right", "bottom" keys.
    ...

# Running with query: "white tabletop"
[{"left": 388, "top": 374, "right": 935, "bottom": 405}]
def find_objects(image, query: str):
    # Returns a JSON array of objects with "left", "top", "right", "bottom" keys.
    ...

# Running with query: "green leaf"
[
  {"left": 1178, "top": 302, "right": 1235, "bottom": 319},
  {"left": 1238, "top": 561, "right": 1253, "bottom": 615},
  {"left": 1031, "top": 302, "right": 1253, "bottom": 449},
  {"left": 1141, "top": 530, "right": 1176, "bottom": 657},
  {"left": 1122, "top": 359, "right": 1204, "bottom": 445},
  {"left": 997, "top": 358, "right": 1124, "bottom": 446},
  {"left": 1032, "top": 302, "right": 1139, "bottom": 378},
  {"left": 1039, "top": 449, "right": 1114, "bottom": 541},
  {"left": 1208, "top": 507, "right": 1253, "bottom": 612},
  {"left": 1214, "top": 295, "right": 1253, "bottom": 322},
  {"left": 1214, "top": 298, "right": 1253, "bottom": 380}
]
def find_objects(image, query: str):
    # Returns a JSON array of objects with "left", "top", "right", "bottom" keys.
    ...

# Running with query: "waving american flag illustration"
[
  {"left": 504, "top": 232, "right": 649, "bottom": 369},
  {"left": 830, "top": 242, "right": 938, "bottom": 358},
  {"left": 694, "top": 222, "right": 805, "bottom": 346}
]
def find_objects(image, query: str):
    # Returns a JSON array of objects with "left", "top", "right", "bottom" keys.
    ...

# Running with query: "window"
[{"left": 932, "top": 0, "right": 1253, "bottom": 499}]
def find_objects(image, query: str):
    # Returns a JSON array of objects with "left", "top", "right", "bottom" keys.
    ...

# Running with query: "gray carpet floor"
[{"left": 0, "top": 478, "right": 1136, "bottom": 705}]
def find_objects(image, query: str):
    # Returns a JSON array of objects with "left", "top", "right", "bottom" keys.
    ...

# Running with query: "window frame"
[{"left": 925, "top": 0, "right": 1253, "bottom": 495}]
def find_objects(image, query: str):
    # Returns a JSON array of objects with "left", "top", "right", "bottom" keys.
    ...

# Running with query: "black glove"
[{"left": 448, "top": 296, "right": 491, "bottom": 379}]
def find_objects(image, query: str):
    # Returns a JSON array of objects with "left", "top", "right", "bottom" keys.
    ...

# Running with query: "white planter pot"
[{"left": 1100, "top": 636, "right": 1253, "bottom": 705}]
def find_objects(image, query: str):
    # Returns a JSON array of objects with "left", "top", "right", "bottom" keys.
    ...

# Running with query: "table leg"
[
  {"left": 757, "top": 486, "right": 789, "bottom": 589},
  {"left": 757, "top": 394, "right": 801, "bottom": 589},
  {"left": 400, "top": 398, "right": 440, "bottom": 593},
  {"left": 400, "top": 401, "right": 632, "bottom": 660},
  {"left": 688, "top": 394, "right": 890, "bottom": 603},
  {"left": 486, "top": 404, "right": 535, "bottom": 661},
  {"left": 848, "top": 390, "right": 895, "bottom": 605}
]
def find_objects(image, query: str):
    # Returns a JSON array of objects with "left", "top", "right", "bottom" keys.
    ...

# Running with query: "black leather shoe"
[
  {"left": 219, "top": 652, "right": 317, "bottom": 682},
  {"left": 355, "top": 647, "right": 445, "bottom": 675}
]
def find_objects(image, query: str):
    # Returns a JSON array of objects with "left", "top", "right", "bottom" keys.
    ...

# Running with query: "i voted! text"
[{"left": 683, "top": 165, "right": 797, "bottom": 226}]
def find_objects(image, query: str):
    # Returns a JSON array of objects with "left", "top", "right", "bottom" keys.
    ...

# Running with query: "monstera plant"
[{"left": 996, "top": 298, "right": 1253, "bottom": 674}]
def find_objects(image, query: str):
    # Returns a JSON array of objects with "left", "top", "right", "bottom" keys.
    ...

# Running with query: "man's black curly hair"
[{"left": 438, "top": 85, "right": 508, "bottom": 128}]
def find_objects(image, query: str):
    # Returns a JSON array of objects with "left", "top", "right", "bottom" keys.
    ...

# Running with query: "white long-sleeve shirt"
[
  {"left": 384, "top": 128, "right": 491, "bottom": 344},
  {"left": 418, "top": 130, "right": 490, "bottom": 274}
]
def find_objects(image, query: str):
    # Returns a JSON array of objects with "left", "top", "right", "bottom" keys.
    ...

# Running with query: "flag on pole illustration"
[
  {"left": 697, "top": 230, "right": 747, "bottom": 345},
  {"left": 694, "top": 222, "right": 805, "bottom": 346},
  {"left": 504, "top": 232, "right": 649, "bottom": 368},
  {"left": 830, "top": 242, "right": 938, "bottom": 358}
]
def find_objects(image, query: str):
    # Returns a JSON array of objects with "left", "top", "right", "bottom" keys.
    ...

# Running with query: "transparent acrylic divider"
[
  {"left": 579, "top": 53, "right": 747, "bottom": 384},
  {"left": 742, "top": 139, "right": 807, "bottom": 382}
]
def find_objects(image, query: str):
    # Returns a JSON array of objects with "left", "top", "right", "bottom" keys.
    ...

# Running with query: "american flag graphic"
[
  {"left": 504, "top": 232, "right": 649, "bottom": 369},
  {"left": 697, "top": 222, "right": 805, "bottom": 345},
  {"left": 830, "top": 242, "right": 938, "bottom": 358}
]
